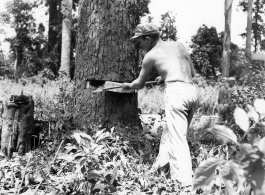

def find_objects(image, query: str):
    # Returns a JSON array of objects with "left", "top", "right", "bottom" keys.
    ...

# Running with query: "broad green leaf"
[
  {"left": 94, "top": 145, "right": 107, "bottom": 155},
  {"left": 208, "top": 125, "right": 238, "bottom": 144},
  {"left": 254, "top": 99, "right": 265, "bottom": 116},
  {"left": 258, "top": 137, "right": 265, "bottom": 155},
  {"left": 111, "top": 169, "right": 118, "bottom": 184},
  {"left": 201, "top": 190, "right": 211, "bottom": 195},
  {"left": 240, "top": 143, "right": 255, "bottom": 155},
  {"left": 10, "top": 173, "right": 15, "bottom": 186},
  {"left": 214, "top": 176, "right": 222, "bottom": 187},
  {"left": 104, "top": 171, "right": 113, "bottom": 184},
  {"left": 247, "top": 132, "right": 260, "bottom": 145},
  {"left": 19, "top": 188, "right": 34, "bottom": 195},
  {"left": 74, "top": 152, "right": 84, "bottom": 160},
  {"left": 79, "top": 157, "right": 87, "bottom": 167},
  {"left": 72, "top": 131, "right": 93, "bottom": 146},
  {"left": 107, "top": 186, "right": 117, "bottom": 193},
  {"left": 233, "top": 107, "right": 249, "bottom": 132},
  {"left": 64, "top": 145, "right": 77, "bottom": 153},
  {"left": 118, "top": 190, "right": 130, "bottom": 195},
  {"left": 87, "top": 171, "right": 102, "bottom": 180},
  {"left": 193, "top": 158, "right": 225, "bottom": 191},
  {"left": 95, "top": 129, "right": 105, "bottom": 139},
  {"left": 24, "top": 173, "right": 29, "bottom": 186},
  {"left": 110, "top": 126, "right": 115, "bottom": 134},
  {"left": 223, "top": 179, "right": 236, "bottom": 195},
  {"left": 221, "top": 161, "right": 242, "bottom": 183},
  {"left": 249, "top": 159, "right": 265, "bottom": 195},
  {"left": 258, "top": 122, "right": 265, "bottom": 132},
  {"left": 56, "top": 153, "right": 75, "bottom": 162},
  {"left": 96, "top": 132, "right": 112, "bottom": 143},
  {"left": 93, "top": 181, "right": 106, "bottom": 191},
  {"left": 81, "top": 166, "right": 86, "bottom": 174},
  {"left": 0, "top": 169, "right": 4, "bottom": 180},
  {"left": 246, "top": 104, "right": 259, "bottom": 123}
]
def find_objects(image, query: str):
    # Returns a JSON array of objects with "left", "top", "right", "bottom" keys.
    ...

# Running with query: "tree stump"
[{"left": 1, "top": 95, "right": 34, "bottom": 158}]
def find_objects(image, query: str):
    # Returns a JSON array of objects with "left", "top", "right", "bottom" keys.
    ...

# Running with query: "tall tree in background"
[
  {"left": 190, "top": 25, "right": 223, "bottom": 78},
  {"left": 60, "top": 0, "right": 73, "bottom": 78},
  {"left": 46, "top": 0, "right": 62, "bottom": 75},
  {"left": 160, "top": 11, "right": 177, "bottom": 41},
  {"left": 222, "top": 0, "right": 233, "bottom": 77},
  {"left": 45, "top": 0, "right": 78, "bottom": 77},
  {"left": 74, "top": 0, "right": 150, "bottom": 127},
  {"left": 47, "top": 0, "right": 62, "bottom": 53},
  {"left": 0, "top": 0, "right": 39, "bottom": 79},
  {"left": 252, "top": 0, "right": 265, "bottom": 52},
  {"left": 239, "top": 0, "right": 265, "bottom": 56},
  {"left": 246, "top": 0, "right": 253, "bottom": 58}
]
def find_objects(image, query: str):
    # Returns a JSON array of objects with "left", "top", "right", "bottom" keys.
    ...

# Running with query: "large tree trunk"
[
  {"left": 74, "top": 0, "right": 146, "bottom": 128},
  {"left": 1, "top": 95, "right": 34, "bottom": 158},
  {"left": 60, "top": 0, "right": 73, "bottom": 78},
  {"left": 246, "top": 0, "right": 253, "bottom": 59},
  {"left": 222, "top": 0, "right": 233, "bottom": 77}
]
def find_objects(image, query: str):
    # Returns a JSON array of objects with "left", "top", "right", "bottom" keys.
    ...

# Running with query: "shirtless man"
[{"left": 122, "top": 23, "right": 198, "bottom": 187}]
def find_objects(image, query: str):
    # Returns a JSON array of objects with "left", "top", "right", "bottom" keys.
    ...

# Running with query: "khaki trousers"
[{"left": 156, "top": 82, "right": 198, "bottom": 186}]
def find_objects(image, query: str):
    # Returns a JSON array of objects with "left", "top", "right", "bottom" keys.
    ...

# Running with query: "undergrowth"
[{"left": 0, "top": 78, "right": 237, "bottom": 194}]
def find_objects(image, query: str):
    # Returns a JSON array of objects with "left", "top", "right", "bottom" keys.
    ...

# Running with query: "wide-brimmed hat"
[{"left": 131, "top": 23, "right": 160, "bottom": 39}]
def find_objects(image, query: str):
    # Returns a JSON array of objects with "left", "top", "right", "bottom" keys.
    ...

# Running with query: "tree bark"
[
  {"left": 1, "top": 95, "right": 34, "bottom": 158},
  {"left": 253, "top": 1, "right": 259, "bottom": 52},
  {"left": 246, "top": 0, "right": 253, "bottom": 59},
  {"left": 74, "top": 0, "right": 146, "bottom": 128},
  {"left": 13, "top": 46, "right": 18, "bottom": 82},
  {"left": 1, "top": 102, "right": 17, "bottom": 159},
  {"left": 222, "top": 0, "right": 233, "bottom": 77},
  {"left": 60, "top": 0, "right": 73, "bottom": 78}
]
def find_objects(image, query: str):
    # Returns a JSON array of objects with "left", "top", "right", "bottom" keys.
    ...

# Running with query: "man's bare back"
[{"left": 146, "top": 41, "right": 194, "bottom": 83}]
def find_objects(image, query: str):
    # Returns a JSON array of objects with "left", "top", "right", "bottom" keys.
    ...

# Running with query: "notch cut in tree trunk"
[{"left": 1, "top": 95, "right": 34, "bottom": 159}]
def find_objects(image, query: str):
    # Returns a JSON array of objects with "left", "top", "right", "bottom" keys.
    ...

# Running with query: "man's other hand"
[
  {"left": 122, "top": 83, "right": 131, "bottom": 90},
  {"left": 155, "top": 76, "right": 164, "bottom": 85}
]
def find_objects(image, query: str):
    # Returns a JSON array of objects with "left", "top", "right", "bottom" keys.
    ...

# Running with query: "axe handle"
[
  {"left": 145, "top": 81, "right": 157, "bottom": 85},
  {"left": 102, "top": 81, "right": 157, "bottom": 91}
]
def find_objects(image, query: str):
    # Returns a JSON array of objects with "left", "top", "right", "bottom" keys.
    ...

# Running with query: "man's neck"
[{"left": 148, "top": 38, "right": 162, "bottom": 52}]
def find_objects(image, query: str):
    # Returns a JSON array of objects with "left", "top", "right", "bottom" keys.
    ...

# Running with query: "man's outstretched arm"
[{"left": 123, "top": 54, "right": 154, "bottom": 89}]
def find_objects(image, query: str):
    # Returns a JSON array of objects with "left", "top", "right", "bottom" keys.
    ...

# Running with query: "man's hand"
[
  {"left": 155, "top": 76, "right": 164, "bottom": 85},
  {"left": 122, "top": 83, "right": 131, "bottom": 90}
]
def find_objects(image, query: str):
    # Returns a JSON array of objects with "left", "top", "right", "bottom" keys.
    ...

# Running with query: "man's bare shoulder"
[
  {"left": 175, "top": 41, "right": 189, "bottom": 53},
  {"left": 143, "top": 51, "right": 155, "bottom": 65}
]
